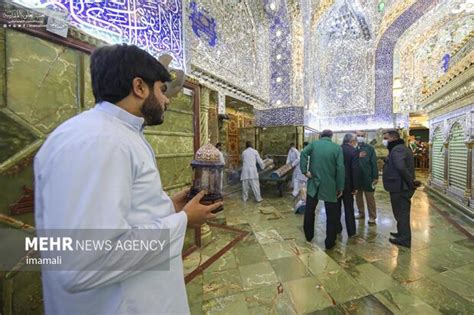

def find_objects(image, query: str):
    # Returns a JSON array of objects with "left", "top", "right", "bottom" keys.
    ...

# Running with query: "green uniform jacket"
[
  {"left": 300, "top": 137, "right": 345, "bottom": 203},
  {"left": 357, "top": 143, "right": 378, "bottom": 192}
]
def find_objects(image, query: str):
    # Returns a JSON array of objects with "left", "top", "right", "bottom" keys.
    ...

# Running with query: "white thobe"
[
  {"left": 286, "top": 147, "right": 300, "bottom": 166},
  {"left": 291, "top": 157, "right": 308, "bottom": 197},
  {"left": 217, "top": 150, "right": 225, "bottom": 165},
  {"left": 217, "top": 150, "right": 225, "bottom": 188},
  {"left": 240, "top": 147, "right": 264, "bottom": 202},
  {"left": 34, "top": 101, "right": 189, "bottom": 315},
  {"left": 286, "top": 147, "right": 300, "bottom": 191}
]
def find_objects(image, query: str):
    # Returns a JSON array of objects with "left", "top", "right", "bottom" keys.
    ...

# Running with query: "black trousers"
[
  {"left": 389, "top": 190, "right": 414, "bottom": 243},
  {"left": 304, "top": 195, "right": 339, "bottom": 248},
  {"left": 337, "top": 191, "right": 356, "bottom": 237}
]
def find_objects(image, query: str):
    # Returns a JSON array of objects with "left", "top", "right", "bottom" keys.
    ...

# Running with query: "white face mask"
[
  {"left": 383, "top": 139, "right": 389, "bottom": 147},
  {"left": 357, "top": 136, "right": 365, "bottom": 143}
]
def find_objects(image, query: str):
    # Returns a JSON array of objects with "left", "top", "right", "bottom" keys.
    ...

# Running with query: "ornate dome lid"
[{"left": 192, "top": 143, "right": 224, "bottom": 166}]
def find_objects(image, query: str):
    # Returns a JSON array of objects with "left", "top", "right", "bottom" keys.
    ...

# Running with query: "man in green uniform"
[
  {"left": 300, "top": 130, "right": 345, "bottom": 249},
  {"left": 355, "top": 130, "right": 379, "bottom": 225}
]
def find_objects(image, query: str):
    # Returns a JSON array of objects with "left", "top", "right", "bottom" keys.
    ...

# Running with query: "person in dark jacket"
[
  {"left": 337, "top": 133, "right": 359, "bottom": 237},
  {"left": 382, "top": 129, "right": 416, "bottom": 248}
]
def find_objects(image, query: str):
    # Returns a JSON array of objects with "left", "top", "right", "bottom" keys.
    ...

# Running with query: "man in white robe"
[
  {"left": 241, "top": 141, "right": 265, "bottom": 202},
  {"left": 291, "top": 142, "right": 309, "bottom": 198},
  {"left": 34, "top": 44, "right": 221, "bottom": 315},
  {"left": 286, "top": 143, "right": 301, "bottom": 195},
  {"left": 216, "top": 142, "right": 226, "bottom": 165}
]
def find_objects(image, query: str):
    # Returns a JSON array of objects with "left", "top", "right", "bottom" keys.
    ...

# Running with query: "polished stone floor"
[{"left": 185, "top": 177, "right": 474, "bottom": 314}]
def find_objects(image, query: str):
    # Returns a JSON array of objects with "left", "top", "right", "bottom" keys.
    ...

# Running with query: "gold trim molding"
[
  {"left": 422, "top": 51, "right": 474, "bottom": 102},
  {"left": 144, "top": 130, "right": 194, "bottom": 137}
]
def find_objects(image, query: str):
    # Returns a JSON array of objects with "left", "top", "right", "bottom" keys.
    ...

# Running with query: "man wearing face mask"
[
  {"left": 382, "top": 129, "right": 416, "bottom": 248},
  {"left": 355, "top": 130, "right": 379, "bottom": 225},
  {"left": 34, "top": 44, "right": 221, "bottom": 314},
  {"left": 336, "top": 134, "right": 359, "bottom": 237}
]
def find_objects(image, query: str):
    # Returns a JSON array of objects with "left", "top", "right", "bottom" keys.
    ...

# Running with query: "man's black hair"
[
  {"left": 383, "top": 129, "right": 400, "bottom": 139},
  {"left": 289, "top": 143, "right": 295, "bottom": 147},
  {"left": 320, "top": 129, "right": 333, "bottom": 138},
  {"left": 246, "top": 141, "right": 252, "bottom": 148},
  {"left": 216, "top": 142, "right": 222, "bottom": 148},
  {"left": 90, "top": 44, "right": 171, "bottom": 104},
  {"left": 303, "top": 141, "right": 309, "bottom": 146}
]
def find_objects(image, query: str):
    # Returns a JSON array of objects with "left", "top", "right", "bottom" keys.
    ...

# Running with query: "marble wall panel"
[
  {"left": 146, "top": 111, "right": 194, "bottom": 134},
  {"left": 6, "top": 30, "right": 79, "bottom": 133},
  {"left": 238, "top": 127, "right": 256, "bottom": 154},
  {"left": 168, "top": 91, "right": 195, "bottom": 112},
  {"left": 144, "top": 133, "right": 194, "bottom": 156},
  {"left": 83, "top": 54, "right": 95, "bottom": 110},
  {"left": 0, "top": 163, "right": 35, "bottom": 226},
  {"left": 6, "top": 271, "right": 43, "bottom": 315},
  {"left": 156, "top": 156, "right": 193, "bottom": 190},
  {"left": 0, "top": 111, "right": 38, "bottom": 164},
  {"left": 260, "top": 126, "right": 298, "bottom": 159}
]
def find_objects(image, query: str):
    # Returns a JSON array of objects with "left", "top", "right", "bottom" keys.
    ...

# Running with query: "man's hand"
[
  {"left": 170, "top": 188, "right": 191, "bottom": 212},
  {"left": 183, "top": 191, "right": 222, "bottom": 227},
  {"left": 359, "top": 151, "right": 367, "bottom": 158},
  {"left": 305, "top": 171, "right": 312, "bottom": 178},
  {"left": 336, "top": 190, "right": 343, "bottom": 198},
  {"left": 372, "top": 179, "right": 378, "bottom": 185}
]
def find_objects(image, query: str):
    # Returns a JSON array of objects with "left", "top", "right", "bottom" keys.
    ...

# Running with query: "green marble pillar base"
[{"left": 201, "top": 223, "right": 213, "bottom": 247}]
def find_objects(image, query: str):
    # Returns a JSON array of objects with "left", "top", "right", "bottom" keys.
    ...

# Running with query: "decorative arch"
[
  {"left": 431, "top": 126, "right": 445, "bottom": 182},
  {"left": 430, "top": 122, "right": 443, "bottom": 143},
  {"left": 307, "top": 0, "right": 438, "bottom": 130},
  {"left": 374, "top": 0, "right": 437, "bottom": 121},
  {"left": 447, "top": 122, "right": 468, "bottom": 191},
  {"left": 448, "top": 115, "right": 470, "bottom": 143}
]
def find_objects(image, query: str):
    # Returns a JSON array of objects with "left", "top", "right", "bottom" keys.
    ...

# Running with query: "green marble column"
[
  {"left": 200, "top": 86, "right": 210, "bottom": 146},
  {"left": 255, "top": 126, "right": 260, "bottom": 152},
  {"left": 219, "top": 119, "right": 228, "bottom": 149},
  {"left": 198, "top": 86, "right": 212, "bottom": 246},
  {"left": 297, "top": 126, "right": 304, "bottom": 150},
  {"left": 6, "top": 30, "right": 79, "bottom": 133},
  {"left": 208, "top": 91, "right": 219, "bottom": 145}
]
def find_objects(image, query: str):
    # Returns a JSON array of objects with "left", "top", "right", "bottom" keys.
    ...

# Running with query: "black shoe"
[
  {"left": 390, "top": 232, "right": 399, "bottom": 237},
  {"left": 325, "top": 241, "right": 336, "bottom": 250},
  {"left": 389, "top": 238, "right": 411, "bottom": 248}
]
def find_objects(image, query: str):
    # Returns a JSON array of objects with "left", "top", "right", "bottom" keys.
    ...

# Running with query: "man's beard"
[{"left": 140, "top": 93, "right": 165, "bottom": 126}]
